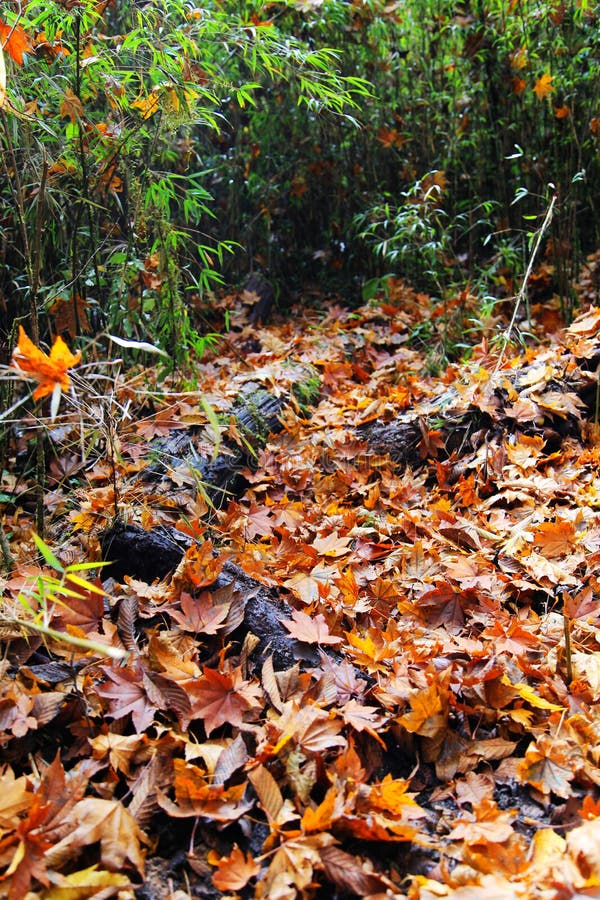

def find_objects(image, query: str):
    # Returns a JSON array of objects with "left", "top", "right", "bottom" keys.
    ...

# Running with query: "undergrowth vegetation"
[
  {"left": 0, "top": 0, "right": 598, "bottom": 365},
  {"left": 1, "top": 2, "right": 600, "bottom": 896}
]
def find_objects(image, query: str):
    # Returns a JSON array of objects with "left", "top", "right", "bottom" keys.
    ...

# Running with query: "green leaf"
[
  {"left": 200, "top": 395, "right": 222, "bottom": 462},
  {"left": 32, "top": 533, "right": 63, "bottom": 572}
]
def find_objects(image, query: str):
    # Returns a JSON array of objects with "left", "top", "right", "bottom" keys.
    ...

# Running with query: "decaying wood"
[
  {"left": 243, "top": 271, "right": 275, "bottom": 324},
  {"left": 359, "top": 348, "right": 598, "bottom": 471},
  {"left": 143, "top": 366, "right": 319, "bottom": 505},
  {"left": 101, "top": 522, "right": 325, "bottom": 670}
]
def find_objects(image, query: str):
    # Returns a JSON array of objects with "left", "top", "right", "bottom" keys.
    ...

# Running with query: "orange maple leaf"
[
  {"left": 533, "top": 72, "right": 554, "bottom": 101},
  {"left": 448, "top": 797, "right": 516, "bottom": 845},
  {"left": 186, "top": 666, "right": 262, "bottom": 736},
  {"left": 376, "top": 126, "right": 405, "bottom": 148},
  {"left": 0, "top": 19, "right": 33, "bottom": 65},
  {"left": 369, "top": 775, "right": 423, "bottom": 817},
  {"left": 11, "top": 326, "right": 81, "bottom": 401},
  {"left": 246, "top": 14, "right": 274, "bottom": 27},
  {"left": 172, "top": 540, "right": 225, "bottom": 591},
  {"left": 211, "top": 844, "right": 260, "bottom": 891},
  {"left": 398, "top": 682, "right": 448, "bottom": 738},
  {"left": 161, "top": 759, "right": 253, "bottom": 821},
  {"left": 532, "top": 520, "right": 576, "bottom": 558},
  {"left": 581, "top": 795, "right": 600, "bottom": 819}
]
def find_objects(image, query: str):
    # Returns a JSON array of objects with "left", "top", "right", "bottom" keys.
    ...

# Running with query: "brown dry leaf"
[
  {"left": 278, "top": 702, "right": 347, "bottom": 755},
  {"left": 96, "top": 662, "right": 157, "bottom": 732},
  {"left": 284, "top": 562, "right": 340, "bottom": 604},
  {"left": 247, "top": 764, "right": 284, "bottom": 823},
  {"left": 448, "top": 797, "right": 515, "bottom": 844},
  {"left": 517, "top": 734, "right": 575, "bottom": 798},
  {"left": 535, "top": 390, "right": 584, "bottom": 418},
  {"left": 335, "top": 811, "right": 419, "bottom": 843},
  {"left": 59, "top": 86, "right": 84, "bottom": 122},
  {"left": 341, "top": 699, "right": 388, "bottom": 740},
  {"left": 47, "top": 798, "right": 148, "bottom": 874},
  {"left": 454, "top": 772, "right": 495, "bottom": 807},
  {"left": 90, "top": 732, "right": 152, "bottom": 777},
  {"left": 319, "top": 844, "right": 392, "bottom": 896},
  {"left": 146, "top": 632, "right": 200, "bottom": 681},
  {"left": 254, "top": 834, "right": 334, "bottom": 899},
  {"left": 567, "top": 306, "right": 600, "bottom": 336},
  {"left": 51, "top": 576, "right": 106, "bottom": 634},
  {"left": 311, "top": 530, "right": 353, "bottom": 558}
]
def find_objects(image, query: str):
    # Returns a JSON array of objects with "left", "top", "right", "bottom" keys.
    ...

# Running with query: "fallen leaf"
[
  {"left": 47, "top": 798, "right": 148, "bottom": 874},
  {"left": 169, "top": 591, "right": 230, "bottom": 634},
  {"left": 211, "top": 844, "right": 260, "bottom": 891},
  {"left": 186, "top": 666, "right": 262, "bottom": 736},
  {"left": 281, "top": 608, "right": 343, "bottom": 645}
]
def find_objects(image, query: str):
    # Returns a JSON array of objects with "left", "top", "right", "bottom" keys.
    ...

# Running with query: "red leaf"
[
  {"left": 97, "top": 662, "right": 157, "bottom": 731},
  {"left": 186, "top": 667, "right": 262, "bottom": 736}
]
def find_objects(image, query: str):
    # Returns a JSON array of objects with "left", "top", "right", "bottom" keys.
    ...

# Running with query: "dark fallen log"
[
  {"left": 101, "top": 522, "right": 323, "bottom": 671},
  {"left": 143, "top": 366, "right": 320, "bottom": 506},
  {"left": 359, "top": 344, "right": 598, "bottom": 471},
  {"left": 101, "top": 521, "right": 191, "bottom": 584}
]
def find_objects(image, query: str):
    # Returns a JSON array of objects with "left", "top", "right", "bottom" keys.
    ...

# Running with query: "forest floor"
[{"left": 3, "top": 259, "right": 600, "bottom": 899}]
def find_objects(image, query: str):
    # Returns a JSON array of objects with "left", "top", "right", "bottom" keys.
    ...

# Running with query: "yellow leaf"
[
  {"left": 38, "top": 865, "right": 132, "bottom": 899},
  {"left": 505, "top": 707, "right": 534, "bottom": 727},
  {"left": 131, "top": 91, "right": 160, "bottom": 119},
  {"left": 501, "top": 675, "right": 564, "bottom": 710}
]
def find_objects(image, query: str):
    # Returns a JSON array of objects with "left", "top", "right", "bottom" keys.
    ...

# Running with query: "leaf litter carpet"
[{"left": 3, "top": 290, "right": 600, "bottom": 898}]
